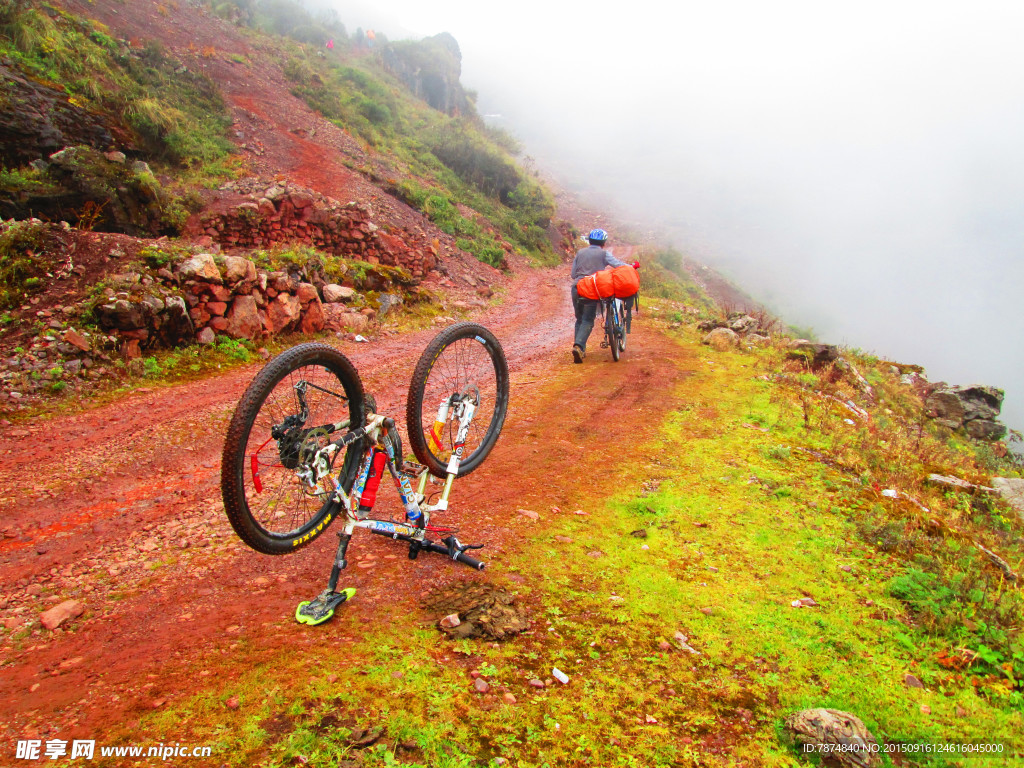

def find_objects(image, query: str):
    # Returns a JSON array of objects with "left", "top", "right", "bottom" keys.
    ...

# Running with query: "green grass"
[
  {"left": 112, "top": 317, "right": 1023, "bottom": 767},
  {"left": 0, "top": 3, "right": 235, "bottom": 172},
  {"left": 263, "top": 32, "right": 556, "bottom": 266}
]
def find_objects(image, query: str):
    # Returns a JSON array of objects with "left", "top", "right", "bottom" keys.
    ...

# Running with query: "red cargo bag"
[{"left": 576, "top": 265, "right": 639, "bottom": 300}]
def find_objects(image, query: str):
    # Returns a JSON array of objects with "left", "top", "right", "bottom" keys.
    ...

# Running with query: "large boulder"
[
  {"left": 95, "top": 299, "right": 152, "bottom": 332},
  {"left": 46, "top": 146, "right": 167, "bottom": 235},
  {"left": 729, "top": 314, "right": 759, "bottom": 334},
  {"left": 177, "top": 253, "right": 222, "bottom": 284},
  {"left": 225, "top": 295, "right": 262, "bottom": 340},
  {"left": 785, "top": 709, "right": 880, "bottom": 768},
  {"left": 323, "top": 304, "right": 369, "bottom": 333},
  {"left": 965, "top": 419, "right": 1007, "bottom": 441},
  {"left": 300, "top": 298, "right": 326, "bottom": 334},
  {"left": 224, "top": 256, "right": 256, "bottom": 285},
  {"left": 925, "top": 384, "right": 1006, "bottom": 438},
  {"left": 788, "top": 340, "right": 841, "bottom": 367},
  {"left": 924, "top": 389, "right": 966, "bottom": 427},
  {"left": 264, "top": 293, "right": 302, "bottom": 334},
  {"left": 377, "top": 293, "right": 403, "bottom": 318},
  {"left": 703, "top": 327, "right": 738, "bottom": 350},
  {"left": 154, "top": 296, "right": 194, "bottom": 346},
  {"left": 323, "top": 284, "right": 355, "bottom": 303}
]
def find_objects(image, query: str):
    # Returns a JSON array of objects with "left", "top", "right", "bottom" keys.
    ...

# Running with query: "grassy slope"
[{"left": 127, "top": 306, "right": 1021, "bottom": 768}]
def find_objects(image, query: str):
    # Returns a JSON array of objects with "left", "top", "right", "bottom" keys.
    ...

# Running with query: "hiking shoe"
[{"left": 572, "top": 345, "right": 585, "bottom": 364}]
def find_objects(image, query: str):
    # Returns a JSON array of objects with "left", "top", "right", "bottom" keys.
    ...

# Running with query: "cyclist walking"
[{"left": 570, "top": 228, "right": 627, "bottom": 363}]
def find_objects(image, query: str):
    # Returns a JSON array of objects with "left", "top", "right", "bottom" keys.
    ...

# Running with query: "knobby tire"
[
  {"left": 221, "top": 343, "right": 365, "bottom": 555},
  {"left": 406, "top": 322, "right": 510, "bottom": 478}
]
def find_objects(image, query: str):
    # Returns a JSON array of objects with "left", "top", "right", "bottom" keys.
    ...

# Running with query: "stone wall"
[
  {"left": 189, "top": 183, "right": 438, "bottom": 278},
  {"left": 94, "top": 252, "right": 385, "bottom": 358}
]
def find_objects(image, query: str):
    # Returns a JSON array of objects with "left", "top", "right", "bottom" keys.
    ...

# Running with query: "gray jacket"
[{"left": 571, "top": 245, "right": 627, "bottom": 284}]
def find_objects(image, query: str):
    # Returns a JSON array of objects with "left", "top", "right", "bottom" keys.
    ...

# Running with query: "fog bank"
[{"left": 335, "top": 0, "right": 1024, "bottom": 438}]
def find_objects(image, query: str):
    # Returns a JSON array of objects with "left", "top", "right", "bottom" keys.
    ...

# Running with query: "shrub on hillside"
[{"left": 430, "top": 124, "right": 521, "bottom": 202}]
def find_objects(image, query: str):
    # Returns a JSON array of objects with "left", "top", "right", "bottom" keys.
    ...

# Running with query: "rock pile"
[
  {"left": 91, "top": 252, "right": 379, "bottom": 354},
  {"left": 700, "top": 313, "right": 772, "bottom": 350},
  {"left": 190, "top": 183, "right": 439, "bottom": 278}
]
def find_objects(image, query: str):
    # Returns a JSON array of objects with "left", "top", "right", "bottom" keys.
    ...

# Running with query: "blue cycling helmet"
[{"left": 587, "top": 228, "right": 608, "bottom": 244}]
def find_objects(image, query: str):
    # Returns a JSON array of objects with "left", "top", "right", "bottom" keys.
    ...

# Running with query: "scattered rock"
[
  {"left": 516, "top": 509, "right": 539, "bottom": 521},
  {"left": 225, "top": 696, "right": 240, "bottom": 710},
  {"left": 903, "top": 673, "right": 924, "bottom": 689},
  {"left": 703, "top": 327, "right": 738, "bottom": 350},
  {"left": 473, "top": 678, "right": 489, "bottom": 693},
  {"left": 992, "top": 477, "right": 1024, "bottom": 519},
  {"left": 40, "top": 600, "right": 84, "bottom": 630},
  {"left": 673, "top": 631, "right": 701, "bottom": 655},
  {"left": 785, "top": 709, "right": 880, "bottom": 767}
]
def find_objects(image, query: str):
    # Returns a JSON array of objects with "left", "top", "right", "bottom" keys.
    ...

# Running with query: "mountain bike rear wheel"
[
  {"left": 222, "top": 343, "right": 365, "bottom": 554},
  {"left": 616, "top": 300, "right": 627, "bottom": 353},
  {"left": 406, "top": 322, "right": 509, "bottom": 478},
  {"left": 607, "top": 304, "right": 621, "bottom": 362}
]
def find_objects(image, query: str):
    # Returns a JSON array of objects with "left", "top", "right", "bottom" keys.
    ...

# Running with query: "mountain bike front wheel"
[
  {"left": 406, "top": 322, "right": 509, "bottom": 479},
  {"left": 221, "top": 343, "right": 366, "bottom": 555}
]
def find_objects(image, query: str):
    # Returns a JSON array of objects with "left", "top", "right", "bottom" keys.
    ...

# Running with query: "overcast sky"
[{"left": 334, "top": 0, "right": 1024, "bottom": 438}]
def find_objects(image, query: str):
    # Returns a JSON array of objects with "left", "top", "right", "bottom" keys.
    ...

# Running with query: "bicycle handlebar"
[
  {"left": 368, "top": 529, "right": 486, "bottom": 570},
  {"left": 421, "top": 539, "right": 486, "bottom": 570}
]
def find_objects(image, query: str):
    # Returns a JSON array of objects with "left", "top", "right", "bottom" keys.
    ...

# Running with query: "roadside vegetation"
[
  {"left": 1, "top": 0, "right": 556, "bottom": 264},
  {"left": 202, "top": 0, "right": 557, "bottom": 265},
  {"left": 0, "top": 1, "right": 236, "bottom": 170},
  {"left": 112, "top": 298, "right": 1023, "bottom": 767}
]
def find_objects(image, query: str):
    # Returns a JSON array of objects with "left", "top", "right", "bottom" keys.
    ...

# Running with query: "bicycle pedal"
[
  {"left": 295, "top": 587, "right": 356, "bottom": 626},
  {"left": 401, "top": 460, "right": 428, "bottom": 477}
]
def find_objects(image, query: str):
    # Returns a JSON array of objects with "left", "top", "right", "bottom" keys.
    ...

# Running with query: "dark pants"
[{"left": 571, "top": 286, "right": 598, "bottom": 350}]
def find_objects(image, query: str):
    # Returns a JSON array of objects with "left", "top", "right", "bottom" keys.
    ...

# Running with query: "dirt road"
[{"left": 0, "top": 266, "right": 693, "bottom": 747}]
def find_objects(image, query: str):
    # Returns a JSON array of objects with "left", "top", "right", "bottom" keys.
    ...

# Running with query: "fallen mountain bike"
[{"left": 221, "top": 322, "right": 510, "bottom": 625}]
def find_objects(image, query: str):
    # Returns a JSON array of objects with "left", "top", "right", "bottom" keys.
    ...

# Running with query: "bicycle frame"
[{"left": 297, "top": 391, "right": 485, "bottom": 599}]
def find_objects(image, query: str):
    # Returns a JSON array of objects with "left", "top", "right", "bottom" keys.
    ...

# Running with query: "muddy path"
[{"left": 0, "top": 266, "right": 694, "bottom": 747}]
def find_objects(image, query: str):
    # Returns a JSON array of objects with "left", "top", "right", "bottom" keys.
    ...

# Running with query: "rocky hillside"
[{"left": 0, "top": 0, "right": 569, "bottom": 412}]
